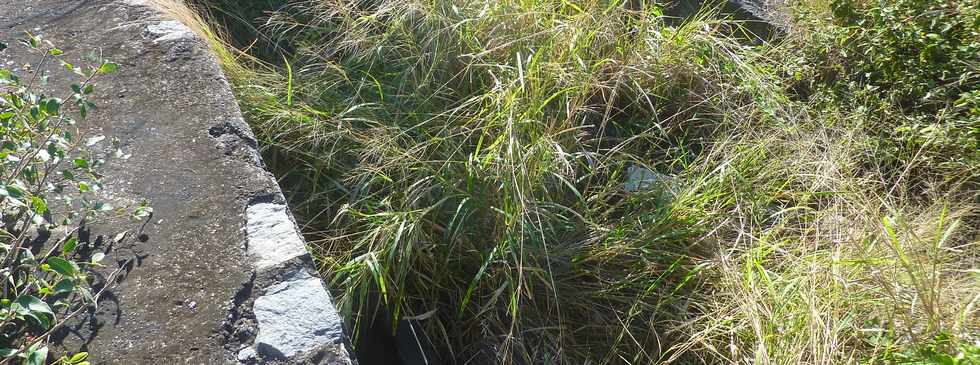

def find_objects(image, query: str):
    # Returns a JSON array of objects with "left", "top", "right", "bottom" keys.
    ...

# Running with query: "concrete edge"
[{"left": 119, "top": 2, "right": 355, "bottom": 364}]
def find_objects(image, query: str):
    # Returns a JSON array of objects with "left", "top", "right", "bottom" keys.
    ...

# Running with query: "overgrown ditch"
[{"left": 185, "top": 0, "right": 980, "bottom": 363}]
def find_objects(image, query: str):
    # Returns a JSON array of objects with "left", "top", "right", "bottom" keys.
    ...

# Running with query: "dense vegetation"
[{"left": 182, "top": 0, "right": 978, "bottom": 363}]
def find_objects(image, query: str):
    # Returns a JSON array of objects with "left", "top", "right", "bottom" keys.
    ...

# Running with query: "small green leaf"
[
  {"left": 52, "top": 279, "right": 74, "bottom": 294},
  {"left": 44, "top": 98, "right": 62, "bottom": 115},
  {"left": 0, "top": 185, "right": 27, "bottom": 207},
  {"left": 5, "top": 185, "right": 24, "bottom": 198},
  {"left": 98, "top": 62, "right": 118, "bottom": 75},
  {"left": 46, "top": 257, "right": 77, "bottom": 277},
  {"left": 15, "top": 294, "right": 54, "bottom": 318},
  {"left": 134, "top": 205, "right": 153, "bottom": 219},
  {"left": 25, "top": 345, "right": 47, "bottom": 365},
  {"left": 30, "top": 196, "right": 47, "bottom": 214},
  {"left": 69, "top": 352, "right": 88, "bottom": 362},
  {"left": 0, "top": 348, "right": 15, "bottom": 357},
  {"left": 62, "top": 237, "right": 77, "bottom": 255}
]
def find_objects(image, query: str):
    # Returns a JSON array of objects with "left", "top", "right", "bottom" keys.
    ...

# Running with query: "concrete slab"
[{"left": 0, "top": 1, "right": 352, "bottom": 363}]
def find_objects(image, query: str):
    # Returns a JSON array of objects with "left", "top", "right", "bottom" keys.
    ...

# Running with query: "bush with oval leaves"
[{"left": 0, "top": 34, "right": 140, "bottom": 365}]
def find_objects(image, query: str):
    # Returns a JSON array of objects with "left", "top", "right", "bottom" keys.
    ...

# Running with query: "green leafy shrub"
[
  {"left": 0, "top": 34, "right": 130, "bottom": 364},
  {"left": 805, "top": 0, "right": 979, "bottom": 176},
  {"left": 868, "top": 332, "right": 980, "bottom": 364}
]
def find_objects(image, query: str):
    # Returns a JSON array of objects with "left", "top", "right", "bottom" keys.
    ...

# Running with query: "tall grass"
[{"left": 184, "top": 0, "right": 979, "bottom": 363}]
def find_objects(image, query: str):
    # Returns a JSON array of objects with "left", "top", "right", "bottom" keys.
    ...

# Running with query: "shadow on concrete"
[{"left": 48, "top": 221, "right": 150, "bottom": 352}]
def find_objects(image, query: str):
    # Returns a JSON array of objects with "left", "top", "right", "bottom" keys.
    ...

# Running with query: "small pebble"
[{"left": 237, "top": 347, "right": 256, "bottom": 362}]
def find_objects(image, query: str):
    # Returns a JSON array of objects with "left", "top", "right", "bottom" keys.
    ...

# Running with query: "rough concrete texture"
[{"left": 0, "top": 1, "right": 352, "bottom": 363}]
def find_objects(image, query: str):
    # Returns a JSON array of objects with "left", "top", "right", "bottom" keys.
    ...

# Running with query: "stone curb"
[{"left": 127, "top": 2, "right": 355, "bottom": 364}]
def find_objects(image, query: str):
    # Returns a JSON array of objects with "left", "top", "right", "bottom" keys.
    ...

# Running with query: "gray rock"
[
  {"left": 253, "top": 268, "right": 345, "bottom": 359},
  {"left": 246, "top": 202, "right": 309, "bottom": 269},
  {"left": 238, "top": 346, "right": 257, "bottom": 362},
  {"left": 146, "top": 20, "right": 193, "bottom": 43},
  {"left": 624, "top": 165, "right": 681, "bottom": 195}
]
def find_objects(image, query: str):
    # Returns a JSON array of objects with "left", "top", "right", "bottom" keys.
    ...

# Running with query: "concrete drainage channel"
[{"left": 0, "top": 0, "right": 353, "bottom": 363}]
